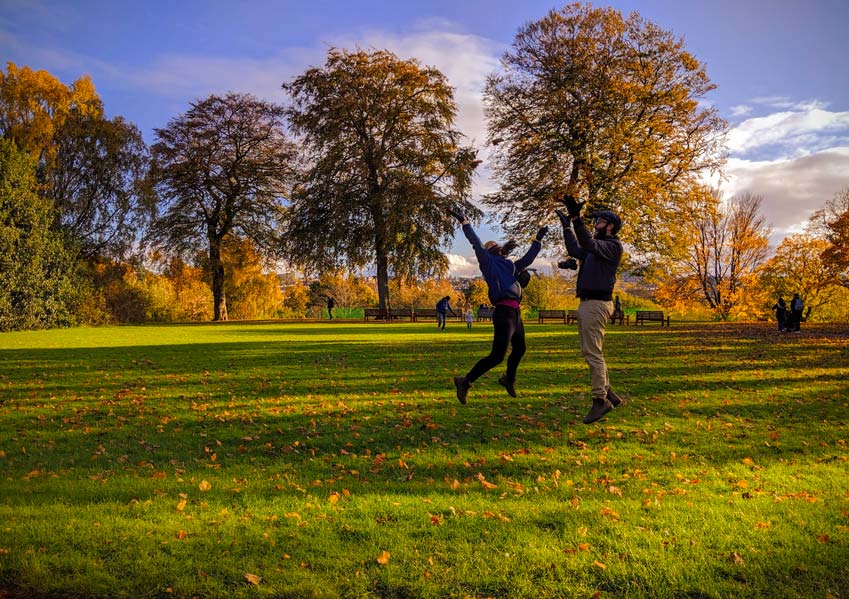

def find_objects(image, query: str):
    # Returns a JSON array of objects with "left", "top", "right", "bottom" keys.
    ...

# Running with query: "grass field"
[{"left": 1, "top": 321, "right": 848, "bottom": 599}]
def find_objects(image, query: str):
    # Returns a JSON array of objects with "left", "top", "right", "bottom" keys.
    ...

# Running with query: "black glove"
[
  {"left": 447, "top": 208, "right": 466, "bottom": 223},
  {"left": 557, "top": 258, "right": 578, "bottom": 270},
  {"left": 561, "top": 194, "right": 585, "bottom": 218},
  {"left": 535, "top": 225, "right": 549, "bottom": 241},
  {"left": 555, "top": 209, "right": 571, "bottom": 227}
]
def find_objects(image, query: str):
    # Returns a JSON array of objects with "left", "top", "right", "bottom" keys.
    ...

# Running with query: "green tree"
[
  {"left": 483, "top": 3, "right": 726, "bottom": 252},
  {"left": 282, "top": 48, "right": 480, "bottom": 311},
  {"left": 48, "top": 112, "right": 152, "bottom": 259},
  {"left": 149, "top": 93, "right": 297, "bottom": 321},
  {"left": 0, "top": 139, "right": 79, "bottom": 330}
]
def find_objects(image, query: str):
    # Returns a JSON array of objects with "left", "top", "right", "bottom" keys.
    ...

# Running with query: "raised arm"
[
  {"left": 556, "top": 209, "right": 587, "bottom": 260},
  {"left": 573, "top": 217, "right": 623, "bottom": 263},
  {"left": 513, "top": 226, "right": 548, "bottom": 271}
]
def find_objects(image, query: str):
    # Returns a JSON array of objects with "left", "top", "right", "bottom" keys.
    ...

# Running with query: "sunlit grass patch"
[{"left": 1, "top": 321, "right": 847, "bottom": 598}]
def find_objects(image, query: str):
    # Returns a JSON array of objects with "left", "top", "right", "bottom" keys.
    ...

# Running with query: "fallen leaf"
[
  {"left": 376, "top": 550, "right": 391, "bottom": 565},
  {"left": 176, "top": 530, "right": 187, "bottom": 540},
  {"left": 593, "top": 560, "right": 607, "bottom": 570},
  {"left": 244, "top": 573, "right": 261, "bottom": 586},
  {"left": 730, "top": 551, "right": 745, "bottom": 565},
  {"left": 199, "top": 480, "right": 211, "bottom": 492}
]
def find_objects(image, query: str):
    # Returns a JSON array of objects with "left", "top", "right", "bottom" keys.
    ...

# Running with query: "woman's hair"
[{"left": 500, "top": 240, "right": 518, "bottom": 256}]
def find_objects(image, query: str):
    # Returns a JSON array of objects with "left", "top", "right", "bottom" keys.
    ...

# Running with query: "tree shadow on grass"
[{"left": 1, "top": 323, "right": 847, "bottom": 501}]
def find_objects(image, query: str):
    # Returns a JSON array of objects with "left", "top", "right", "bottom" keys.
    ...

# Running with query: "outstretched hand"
[
  {"left": 557, "top": 258, "right": 578, "bottom": 270},
  {"left": 555, "top": 209, "right": 571, "bottom": 226},
  {"left": 447, "top": 208, "right": 466, "bottom": 223},
  {"left": 561, "top": 194, "right": 585, "bottom": 218},
  {"left": 535, "top": 225, "right": 549, "bottom": 241}
]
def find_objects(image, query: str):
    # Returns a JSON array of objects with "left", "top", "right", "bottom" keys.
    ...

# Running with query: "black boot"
[
  {"left": 454, "top": 376, "right": 471, "bottom": 404},
  {"left": 498, "top": 375, "right": 517, "bottom": 398},
  {"left": 583, "top": 397, "right": 613, "bottom": 424}
]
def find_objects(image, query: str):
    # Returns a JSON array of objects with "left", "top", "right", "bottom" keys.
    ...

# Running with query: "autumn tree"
[
  {"left": 282, "top": 48, "right": 480, "bottom": 311},
  {"left": 483, "top": 3, "right": 726, "bottom": 252},
  {"left": 313, "top": 271, "right": 378, "bottom": 311},
  {"left": 1, "top": 63, "right": 151, "bottom": 260},
  {"left": 810, "top": 186, "right": 849, "bottom": 289},
  {"left": 759, "top": 233, "right": 840, "bottom": 321},
  {"left": 149, "top": 93, "right": 297, "bottom": 321},
  {"left": 0, "top": 62, "right": 101, "bottom": 164},
  {"left": 522, "top": 269, "right": 576, "bottom": 312},
  {"left": 658, "top": 190, "right": 770, "bottom": 320},
  {"left": 219, "top": 237, "right": 285, "bottom": 320}
]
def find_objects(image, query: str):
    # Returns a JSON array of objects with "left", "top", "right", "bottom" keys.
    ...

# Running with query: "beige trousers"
[{"left": 577, "top": 299, "right": 613, "bottom": 400}]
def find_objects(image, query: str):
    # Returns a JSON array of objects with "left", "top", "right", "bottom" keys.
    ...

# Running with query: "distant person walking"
[
  {"left": 772, "top": 297, "right": 787, "bottom": 332},
  {"left": 790, "top": 293, "right": 804, "bottom": 332},
  {"left": 556, "top": 193, "right": 624, "bottom": 424},
  {"left": 448, "top": 208, "right": 547, "bottom": 403},
  {"left": 326, "top": 296, "right": 336, "bottom": 320},
  {"left": 436, "top": 296, "right": 456, "bottom": 330}
]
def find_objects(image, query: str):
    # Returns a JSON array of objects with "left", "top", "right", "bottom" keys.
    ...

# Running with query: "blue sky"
[{"left": 3, "top": 0, "right": 848, "bottom": 275}]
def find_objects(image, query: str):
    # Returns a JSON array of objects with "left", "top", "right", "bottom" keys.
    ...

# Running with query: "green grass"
[{"left": 1, "top": 321, "right": 847, "bottom": 599}]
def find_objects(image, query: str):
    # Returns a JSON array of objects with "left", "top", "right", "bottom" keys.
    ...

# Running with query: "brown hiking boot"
[
  {"left": 583, "top": 397, "right": 614, "bottom": 424},
  {"left": 454, "top": 376, "right": 471, "bottom": 404},
  {"left": 498, "top": 375, "right": 517, "bottom": 398},
  {"left": 606, "top": 386, "right": 624, "bottom": 408}
]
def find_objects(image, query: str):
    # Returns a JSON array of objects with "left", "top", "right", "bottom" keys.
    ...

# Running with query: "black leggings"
[{"left": 466, "top": 305, "right": 526, "bottom": 383}]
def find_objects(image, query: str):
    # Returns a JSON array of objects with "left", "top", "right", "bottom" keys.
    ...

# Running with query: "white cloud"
[
  {"left": 730, "top": 104, "right": 752, "bottom": 117},
  {"left": 445, "top": 253, "right": 479, "bottom": 277},
  {"left": 727, "top": 107, "right": 849, "bottom": 156},
  {"left": 722, "top": 147, "right": 849, "bottom": 244},
  {"left": 750, "top": 97, "right": 828, "bottom": 111},
  {"left": 345, "top": 24, "right": 504, "bottom": 146}
]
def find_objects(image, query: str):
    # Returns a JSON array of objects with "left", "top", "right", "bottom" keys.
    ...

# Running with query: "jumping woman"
[{"left": 448, "top": 208, "right": 548, "bottom": 404}]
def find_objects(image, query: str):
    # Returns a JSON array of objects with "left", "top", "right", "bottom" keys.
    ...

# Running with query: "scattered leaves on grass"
[{"left": 476, "top": 472, "right": 497, "bottom": 491}]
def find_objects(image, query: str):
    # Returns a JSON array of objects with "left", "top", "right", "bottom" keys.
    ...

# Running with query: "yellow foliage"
[{"left": 0, "top": 62, "right": 103, "bottom": 161}]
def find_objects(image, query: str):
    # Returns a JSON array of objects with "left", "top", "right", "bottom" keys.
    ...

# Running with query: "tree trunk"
[
  {"left": 375, "top": 250, "right": 391, "bottom": 312},
  {"left": 209, "top": 237, "right": 228, "bottom": 321}
]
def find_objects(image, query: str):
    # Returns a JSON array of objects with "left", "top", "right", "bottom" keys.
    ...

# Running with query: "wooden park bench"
[
  {"left": 413, "top": 308, "right": 438, "bottom": 321},
  {"left": 610, "top": 309, "right": 630, "bottom": 325},
  {"left": 390, "top": 308, "right": 414, "bottom": 321},
  {"left": 538, "top": 309, "right": 567, "bottom": 324},
  {"left": 567, "top": 309, "right": 579, "bottom": 323},
  {"left": 363, "top": 308, "right": 389, "bottom": 321},
  {"left": 477, "top": 308, "right": 493, "bottom": 321},
  {"left": 635, "top": 310, "right": 670, "bottom": 326}
]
